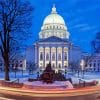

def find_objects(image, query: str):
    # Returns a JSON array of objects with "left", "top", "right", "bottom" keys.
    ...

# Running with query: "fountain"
[{"left": 24, "top": 62, "right": 73, "bottom": 90}]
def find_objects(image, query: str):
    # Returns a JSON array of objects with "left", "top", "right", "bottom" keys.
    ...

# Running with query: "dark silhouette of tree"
[
  {"left": 28, "top": 62, "right": 37, "bottom": 74},
  {"left": 91, "top": 32, "right": 100, "bottom": 53},
  {"left": 69, "top": 61, "right": 80, "bottom": 72},
  {"left": 0, "top": 0, "right": 33, "bottom": 81}
]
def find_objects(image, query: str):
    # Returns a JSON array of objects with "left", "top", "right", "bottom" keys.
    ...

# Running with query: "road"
[
  {"left": 0, "top": 88, "right": 100, "bottom": 100},
  {"left": 0, "top": 85, "right": 100, "bottom": 100},
  {"left": 0, "top": 92, "right": 100, "bottom": 100}
]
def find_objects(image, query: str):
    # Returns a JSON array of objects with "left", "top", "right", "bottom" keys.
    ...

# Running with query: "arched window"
[
  {"left": 58, "top": 53, "right": 61, "bottom": 61},
  {"left": 46, "top": 53, "right": 49, "bottom": 61},
  {"left": 53, "top": 26, "right": 55, "bottom": 29},
  {"left": 52, "top": 63, "right": 55, "bottom": 68},
  {"left": 47, "top": 26, "right": 48, "bottom": 29},
  {"left": 42, "top": 33, "right": 45, "bottom": 38},
  {"left": 40, "top": 52, "right": 43, "bottom": 61},
  {"left": 50, "top": 26, "right": 52, "bottom": 29},
  {"left": 90, "top": 63, "right": 91, "bottom": 67},
  {"left": 64, "top": 52, "right": 67, "bottom": 60},
  {"left": 52, "top": 53, "right": 55, "bottom": 61},
  {"left": 58, "top": 63, "right": 61, "bottom": 68},
  {"left": 94, "top": 63, "right": 96, "bottom": 67}
]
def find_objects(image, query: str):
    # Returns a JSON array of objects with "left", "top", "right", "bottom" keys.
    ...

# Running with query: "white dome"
[
  {"left": 43, "top": 14, "right": 65, "bottom": 25},
  {"left": 43, "top": 6, "right": 65, "bottom": 25},
  {"left": 39, "top": 5, "right": 70, "bottom": 39}
]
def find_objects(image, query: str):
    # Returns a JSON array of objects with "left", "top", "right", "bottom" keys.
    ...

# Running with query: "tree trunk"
[
  {"left": 5, "top": 63, "right": 10, "bottom": 81},
  {"left": 4, "top": 56, "right": 10, "bottom": 81}
]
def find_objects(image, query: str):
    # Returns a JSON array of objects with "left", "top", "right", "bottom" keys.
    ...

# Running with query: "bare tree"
[
  {"left": 91, "top": 32, "right": 100, "bottom": 53},
  {"left": 69, "top": 61, "right": 80, "bottom": 72},
  {"left": 0, "top": 0, "right": 33, "bottom": 81}
]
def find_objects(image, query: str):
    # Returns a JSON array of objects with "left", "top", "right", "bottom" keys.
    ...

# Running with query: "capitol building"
[{"left": 26, "top": 5, "right": 82, "bottom": 72}]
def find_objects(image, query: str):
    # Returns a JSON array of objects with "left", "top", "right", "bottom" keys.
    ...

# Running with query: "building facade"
[
  {"left": 27, "top": 5, "right": 82, "bottom": 72},
  {"left": 87, "top": 53, "right": 100, "bottom": 71},
  {"left": 86, "top": 33, "right": 100, "bottom": 71}
]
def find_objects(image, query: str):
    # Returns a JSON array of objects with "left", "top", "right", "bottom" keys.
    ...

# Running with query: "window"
[
  {"left": 64, "top": 52, "right": 67, "bottom": 60},
  {"left": 90, "top": 63, "right": 91, "bottom": 67},
  {"left": 52, "top": 63, "right": 55, "bottom": 68},
  {"left": 58, "top": 63, "right": 61, "bottom": 68},
  {"left": 47, "top": 26, "right": 48, "bottom": 29},
  {"left": 40, "top": 63, "right": 43, "bottom": 67},
  {"left": 0, "top": 63, "right": 2, "bottom": 66},
  {"left": 40, "top": 52, "right": 43, "bottom": 61},
  {"left": 58, "top": 53, "right": 61, "bottom": 61},
  {"left": 94, "top": 63, "right": 96, "bottom": 67},
  {"left": 98, "top": 63, "right": 100, "bottom": 67},
  {"left": 46, "top": 53, "right": 49, "bottom": 61},
  {"left": 52, "top": 53, "right": 55, "bottom": 61},
  {"left": 50, "top": 26, "right": 52, "bottom": 29},
  {"left": 20, "top": 64, "right": 22, "bottom": 67},
  {"left": 42, "top": 34, "right": 45, "bottom": 38},
  {"left": 53, "top": 26, "right": 55, "bottom": 29}
]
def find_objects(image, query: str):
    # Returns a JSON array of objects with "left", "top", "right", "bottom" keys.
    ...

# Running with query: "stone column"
[
  {"left": 62, "top": 47, "right": 64, "bottom": 69},
  {"left": 56, "top": 47, "right": 57, "bottom": 69},
  {"left": 35, "top": 44, "right": 39, "bottom": 70},
  {"left": 43, "top": 47, "right": 45, "bottom": 69},
  {"left": 50, "top": 47, "right": 51, "bottom": 63},
  {"left": 67, "top": 48, "right": 69, "bottom": 67},
  {"left": 35, "top": 44, "right": 37, "bottom": 64},
  {"left": 37, "top": 45, "right": 39, "bottom": 68}
]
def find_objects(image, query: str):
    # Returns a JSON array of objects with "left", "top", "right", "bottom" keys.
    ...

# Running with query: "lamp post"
[
  {"left": 80, "top": 59, "right": 85, "bottom": 79},
  {"left": 77, "top": 69, "right": 80, "bottom": 78},
  {"left": 14, "top": 61, "right": 18, "bottom": 78},
  {"left": 65, "top": 68, "right": 67, "bottom": 77}
]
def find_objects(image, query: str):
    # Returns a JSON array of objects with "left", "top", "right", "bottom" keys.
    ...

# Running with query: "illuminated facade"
[
  {"left": 26, "top": 5, "right": 82, "bottom": 72},
  {"left": 34, "top": 5, "right": 71, "bottom": 72}
]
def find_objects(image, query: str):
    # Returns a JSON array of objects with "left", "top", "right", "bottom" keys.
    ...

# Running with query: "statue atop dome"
[{"left": 51, "top": 4, "right": 57, "bottom": 14}]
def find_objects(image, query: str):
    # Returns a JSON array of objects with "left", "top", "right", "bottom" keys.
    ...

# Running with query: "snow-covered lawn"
[
  {"left": 0, "top": 71, "right": 38, "bottom": 82},
  {"left": 67, "top": 72, "right": 100, "bottom": 84},
  {"left": 24, "top": 81, "right": 73, "bottom": 89},
  {"left": 0, "top": 71, "right": 100, "bottom": 84}
]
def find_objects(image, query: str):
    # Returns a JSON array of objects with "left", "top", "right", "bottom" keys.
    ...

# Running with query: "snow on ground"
[
  {"left": 24, "top": 81, "right": 73, "bottom": 89},
  {"left": 0, "top": 71, "right": 100, "bottom": 84},
  {"left": 65, "top": 72, "right": 100, "bottom": 84},
  {"left": 0, "top": 71, "right": 37, "bottom": 82}
]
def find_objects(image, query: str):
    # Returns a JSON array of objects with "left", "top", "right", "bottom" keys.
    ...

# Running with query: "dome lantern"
[{"left": 51, "top": 4, "right": 57, "bottom": 14}]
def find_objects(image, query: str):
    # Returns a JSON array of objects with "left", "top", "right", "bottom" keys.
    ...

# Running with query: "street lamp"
[
  {"left": 80, "top": 59, "right": 85, "bottom": 79},
  {"left": 65, "top": 68, "right": 67, "bottom": 77}
]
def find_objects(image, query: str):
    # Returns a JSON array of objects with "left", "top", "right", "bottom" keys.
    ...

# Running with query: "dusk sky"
[{"left": 28, "top": 0, "right": 100, "bottom": 53}]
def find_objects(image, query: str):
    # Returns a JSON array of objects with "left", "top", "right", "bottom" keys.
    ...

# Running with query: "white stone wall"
[
  {"left": 38, "top": 46, "right": 68, "bottom": 72},
  {"left": 87, "top": 53, "right": 100, "bottom": 71}
]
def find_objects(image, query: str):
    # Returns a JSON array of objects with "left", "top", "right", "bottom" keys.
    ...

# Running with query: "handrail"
[{"left": 5, "top": 79, "right": 19, "bottom": 84}]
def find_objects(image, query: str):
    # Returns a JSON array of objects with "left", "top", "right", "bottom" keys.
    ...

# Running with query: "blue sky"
[{"left": 28, "top": 0, "right": 100, "bottom": 53}]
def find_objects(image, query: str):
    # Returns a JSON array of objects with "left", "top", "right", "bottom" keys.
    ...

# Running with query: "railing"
[
  {"left": 78, "top": 78, "right": 98, "bottom": 88},
  {"left": 79, "top": 79, "right": 86, "bottom": 87},
  {"left": 1, "top": 79, "right": 23, "bottom": 88},
  {"left": 10, "top": 78, "right": 19, "bottom": 83}
]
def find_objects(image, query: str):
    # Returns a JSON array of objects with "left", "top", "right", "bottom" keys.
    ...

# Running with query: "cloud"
[
  {"left": 70, "top": 24, "right": 88, "bottom": 29},
  {"left": 79, "top": 26, "right": 98, "bottom": 32}
]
